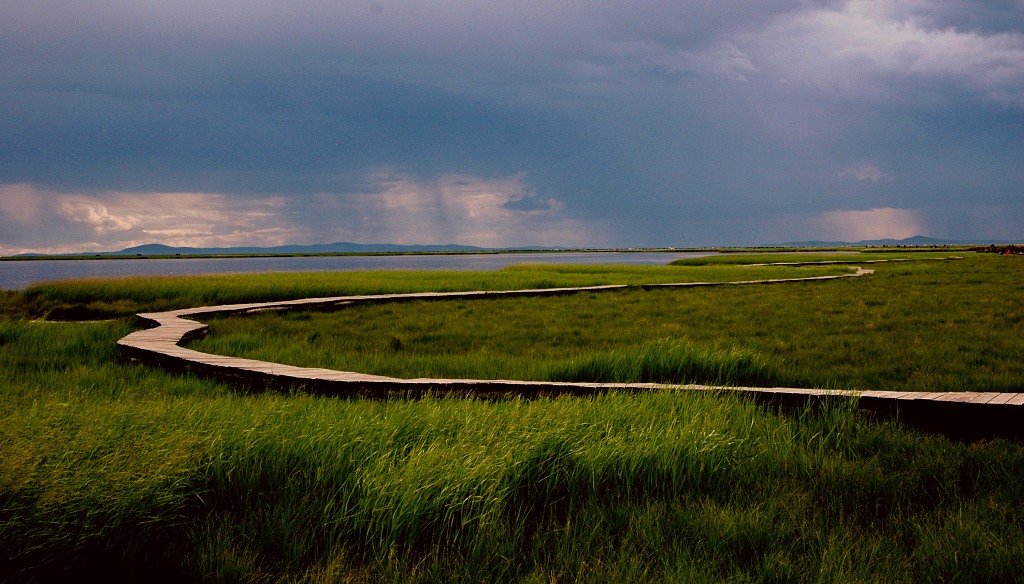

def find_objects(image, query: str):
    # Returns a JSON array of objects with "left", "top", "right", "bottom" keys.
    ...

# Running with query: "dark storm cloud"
[
  {"left": 0, "top": 69, "right": 576, "bottom": 193},
  {"left": 1, "top": 1, "right": 1021, "bottom": 253}
]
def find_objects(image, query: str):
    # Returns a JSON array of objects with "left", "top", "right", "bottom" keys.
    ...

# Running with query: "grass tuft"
[{"left": 548, "top": 340, "right": 783, "bottom": 386}]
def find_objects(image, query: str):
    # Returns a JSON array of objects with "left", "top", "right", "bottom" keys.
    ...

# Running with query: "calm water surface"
[{"left": 0, "top": 252, "right": 713, "bottom": 290}]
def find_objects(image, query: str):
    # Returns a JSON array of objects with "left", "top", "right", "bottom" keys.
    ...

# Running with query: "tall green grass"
[
  {"left": 548, "top": 340, "right": 782, "bottom": 386},
  {"left": 4, "top": 378, "right": 1023, "bottom": 582},
  {"left": 3, "top": 254, "right": 1024, "bottom": 582},
  {"left": 194, "top": 254, "right": 1024, "bottom": 392},
  {"left": 669, "top": 250, "right": 959, "bottom": 266},
  {"left": 22, "top": 262, "right": 852, "bottom": 320}
]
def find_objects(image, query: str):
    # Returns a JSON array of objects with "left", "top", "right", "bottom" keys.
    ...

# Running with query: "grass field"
[
  {"left": 13, "top": 262, "right": 858, "bottom": 320},
  {"left": 192, "top": 253, "right": 1023, "bottom": 393},
  {"left": 2, "top": 251, "right": 1023, "bottom": 582}
]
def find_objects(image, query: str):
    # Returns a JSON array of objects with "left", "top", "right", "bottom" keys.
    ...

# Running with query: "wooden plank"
[
  {"left": 937, "top": 393, "right": 983, "bottom": 401},
  {"left": 872, "top": 389, "right": 913, "bottom": 397},
  {"left": 117, "top": 272, "right": 1024, "bottom": 439},
  {"left": 892, "top": 392, "right": 934, "bottom": 400},
  {"left": 968, "top": 393, "right": 1004, "bottom": 404},
  {"left": 1005, "top": 394, "right": 1024, "bottom": 406},
  {"left": 936, "top": 392, "right": 978, "bottom": 402},
  {"left": 862, "top": 391, "right": 906, "bottom": 399}
]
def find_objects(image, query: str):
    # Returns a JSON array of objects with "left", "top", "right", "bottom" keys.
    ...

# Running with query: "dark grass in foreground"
[
  {"left": 194, "top": 254, "right": 1024, "bottom": 393},
  {"left": 2, "top": 323, "right": 1023, "bottom": 583},
  {"left": 2, "top": 254, "right": 1024, "bottom": 582}
]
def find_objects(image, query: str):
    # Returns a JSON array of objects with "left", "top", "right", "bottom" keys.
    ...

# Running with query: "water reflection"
[{"left": 0, "top": 251, "right": 714, "bottom": 290}]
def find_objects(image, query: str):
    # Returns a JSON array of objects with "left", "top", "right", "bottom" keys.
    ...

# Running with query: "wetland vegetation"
[
  {"left": 2, "top": 251, "right": 1023, "bottom": 582},
  {"left": 193, "top": 253, "right": 1023, "bottom": 393}
]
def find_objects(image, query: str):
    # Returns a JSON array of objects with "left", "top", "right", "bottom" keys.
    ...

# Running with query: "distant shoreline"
[
  {"left": 2, "top": 248, "right": 709, "bottom": 262},
  {"left": 0, "top": 250, "right": 718, "bottom": 291},
  {"left": 0, "top": 244, "right": 986, "bottom": 262}
]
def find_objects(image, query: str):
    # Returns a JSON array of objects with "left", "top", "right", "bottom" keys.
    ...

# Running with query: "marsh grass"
[
  {"left": 669, "top": 250, "right": 959, "bottom": 266},
  {"left": 548, "top": 340, "right": 783, "bottom": 386},
  {"left": 3, "top": 376, "right": 1024, "bottom": 582},
  {"left": 195, "top": 254, "right": 1024, "bottom": 392},
  {"left": 22, "top": 262, "right": 851, "bottom": 320},
  {"left": 2, "top": 253, "right": 1024, "bottom": 582}
]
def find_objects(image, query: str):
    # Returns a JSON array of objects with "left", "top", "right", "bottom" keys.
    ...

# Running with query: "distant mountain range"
[
  {"left": 779, "top": 235, "right": 1016, "bottom": 247},
  {"left": 12, "top": 235, "right": 1019, "bottom": 258},
  {"left": 19, "top": 242, "right": 565, "bottom": 257},
  {"left": 112, "top": 242, "right": 492, "bottom": 255}
]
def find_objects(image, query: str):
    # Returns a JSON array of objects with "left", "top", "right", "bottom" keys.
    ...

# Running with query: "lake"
[{"left": 0, "top": 251, "right": 713, "bottom": 290}]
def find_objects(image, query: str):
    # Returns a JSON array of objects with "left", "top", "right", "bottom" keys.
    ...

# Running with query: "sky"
[{"left": 1, "top": 0, "right": 1022, "bottom": 254}]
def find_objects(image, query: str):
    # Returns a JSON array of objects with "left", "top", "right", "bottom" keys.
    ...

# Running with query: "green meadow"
[
  {"left": 2, "top": 251, "right": 1023, "bottom": 582},
  {"left": 193, "top": 254, "right": 1023, "bottom": 392}
]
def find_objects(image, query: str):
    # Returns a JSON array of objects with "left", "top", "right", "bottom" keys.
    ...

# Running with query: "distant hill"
[
  {"left": 12, "top": 235, "right": 1020, "bottom": 259},
  {"left": 779, "top": 235, "right": 1017, "bottom": 247},
  {"left": 66, "top": 242, "right": 565, "bottom": 257},
  {"left": 99, "top": 242, "right": 486, "bottom": 256}
]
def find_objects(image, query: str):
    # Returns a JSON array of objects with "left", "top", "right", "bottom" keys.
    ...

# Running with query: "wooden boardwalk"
[{"left": 117, "top": 268, "right": 1023, "bottom": 440}]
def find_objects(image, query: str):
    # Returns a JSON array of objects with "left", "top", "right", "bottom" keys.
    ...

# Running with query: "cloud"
[
  {"left": 1, "top": 1, "right": 1020, "bottom": 251},
  {"left": 752, "top": 206, "right": 926, "bottom": 243},
  {"left": 311, "top": 171, "right": 598, "bottom": 248},
  {"left": 682, "top": 41, "right": 758, "bottom": 81},
  {"left": 0, "top": 174, "right": 604, "bottom": 254},
  {"left": 502, "top": 193, "right": 559, "bottom": 213},
  {"left": 739, "top": 0, "right": 1024, "bottom": 105},
  {"left": 0, "top": 184, "right": 46, "bottom": 223},
  {"left": 838, "top": 160, "right": 895, "bottom": 182},
  {"left": 60, "top": 192, "right": 293, "bottom": 246},
  {"left": 813, "top": 207, "right": 924, "bottom": 241},
  {"left": 0, "top": 185, "right": 303, "bottom": 253},
  {"left": 58, "top": 200, "right": 141, "bottom": 234},
  {"left": 577, "top": 38, "right": 759, "bottom": 86}
]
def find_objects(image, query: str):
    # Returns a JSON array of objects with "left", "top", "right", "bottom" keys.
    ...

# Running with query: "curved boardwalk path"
[{"left": 118, "top": 265, "right": 1023, "bottom": 440}]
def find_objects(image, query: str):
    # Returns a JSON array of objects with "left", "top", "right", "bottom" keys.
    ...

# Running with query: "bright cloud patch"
[
  {"left": 0, "top": 175, "right": 600, "bottom": 255},
  {"left": 57, "top": 192, "right": 294, "bottom": 247},
  {"left": 813, "top": 207, "right": 924, "bottom": 242},
  {"left": 58, "top": 199, "right": 141, "bottom": 234},
  {"left": 0, "top": 184, "right": 302, "bottom": 254},
  {"left": 314, "top": 171, "right": 596, "bottom": 248},
  {"left": 741, "top": 0, "right": 1024, "bottom": 104}
]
